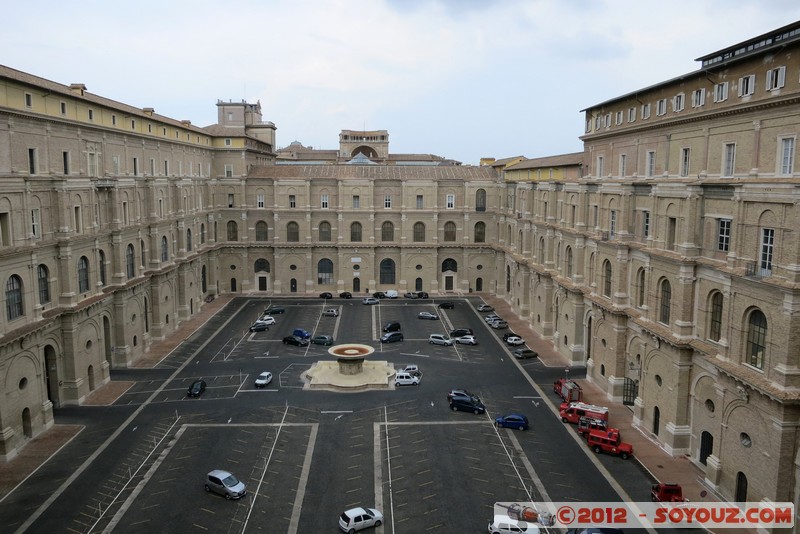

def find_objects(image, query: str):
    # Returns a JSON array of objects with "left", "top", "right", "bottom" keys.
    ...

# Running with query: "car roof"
[
  {"left": 208, "top": 469, "right": 232, "bottom": 478},
  {"left": 343, "top": 506, "right": 368, "bottom": 516}
]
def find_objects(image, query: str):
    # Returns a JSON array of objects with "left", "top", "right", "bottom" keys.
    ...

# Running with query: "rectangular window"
[
  {"left": 416, "top": 195, "right": 423, "bottom": 209},
  {"left": 111, "top": 114, "right": 117, "bottom": 125},
  {"left": 594, "top": 116, "right": 601, "bottom": 130},
  {"left": 667, "top": 217, "right": 677, "bottom": 250},
  {"left": 28, "top": 148, "right": 36, "bottom": 174},
  {"left": 131, "top": 119, "right": 136, "bottom": 129},
  {"left": 384, "top": 194, "right": 392, "bottom": 208},
  {"left": 780, "top": 137, "right": 795, "bottom": 175},
  {"left": 641, "top": 103, "right": 651, "bottom": 119},
  {"left": 646, "top": 151, "right": 656, "bottom": 177},
  {"left": 717, "top": 219, "right": 731, "bottom": 252},
  {"left": 224, "top": 164, "right": 233, "bottom": 178},
  {"left": 604, "top": 113, "right": 611, "bottom": 127},
  {"left": 352, "top": 195, "right": 360, "bottom": 208},
  {"left": 122, "top": 201, "right": 129, "bottom": 225},
  {"left": 74, "top": 206, "right": 82, "bottom": 234},
  {"left": 257, "top": 193, "right": 265, "bottom": 208},
  {"left": 225, "top": 138, "right": 232, "bottom": 146},
  {"left": 150, "top": 159, "right": 156, "bottom": 176},
  {"left": 691, "top": 88, "right": 706, "bottom": 107},
  {"left": 60, "top": 101, "right": 67, "bottom": 115},
  {"left": 643, "top": 210, "right": 650, "bottom": 238},
  {"left": 615, "top": 111, "right": 623, "bottom": 125},
  {"left": 31, "top": 208, "right": 40, "bottom": 238},
  {"left": 88, "top": 109, "right": 94, "bottom": 121},
  {"left": 164, "top": 160, "right": 169, "bottom": 176},
  {"left": 619, "top": 154, "right": 627, "bottom": 177},
  {"left": 738, "top": 74, "right": 755, "bottom": 97},
  {"left": 228, "top": 194, "right": 234, "bottom": 208},
  {"left": 132, "top": 157, "right": 138, "bottom": 176},
  {"left": 25, "top": 93, "right": 32, "bottom": 107},
  {"left": 680, "top": 147, "right": 690, "bottom": 177},
  {"left": 62, "top": 151, "right": 70, "bottom": 175},
  {"left": 88, "top": 152, "right": 98, "bottom": 177},
  {"left": 596, "top": 155, "right": 604, "bottom": 178},
  {"left": 0, "top": 212, "right": 9, "bottom": 246},
  {"left": 714, "top": 82, "right": 729, "bottom": 102},
  {"left": 760, "top": 228, "right": 774, "bottom": 275},
  {"left": 656, "top": 99, "right": 667, "bottom": 116},
  {"left": 112, "top": 155, "right": 120, "bottom": 175},
  {"left": 609, "top": 210, "right": 617, "bottom": 239},
  {"left": 673, "top": 93, "right": 685, "bottom": 112},
  {"left": 446, "top": 194, "right": 455, "bottom": 209},
  {"left": 628, "top": 107, "right": 636, "bottom": 122},
  {"left": 321, "top": 194, "right": 329, "bottom": 209},
  {"left": 592, "top": 205, "right": 599, "bottom": 227},
  {"left": 766, "top": 66, "right": 786, "bottom": 90},
  {"left": 723, "top": 143, "right": 736, "bottom": 177},
  {"left": 289, "top": 195, "right": 296, "bottom": 208}
]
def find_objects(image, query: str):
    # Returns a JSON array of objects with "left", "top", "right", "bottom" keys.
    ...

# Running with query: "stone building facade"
[{"left": 0, "top": 21, "right": 799, "bottom": 509}]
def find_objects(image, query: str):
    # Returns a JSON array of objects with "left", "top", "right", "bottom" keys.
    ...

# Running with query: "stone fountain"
[{"left": 303, "top": 343, "right": 395, "bottom": 391}]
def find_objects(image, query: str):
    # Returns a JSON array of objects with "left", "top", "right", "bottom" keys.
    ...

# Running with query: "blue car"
[
  {"left": 292, "top": 328, "right": 311, "bottom": 339},
  {"left": 495, "top": 413, "right": 529, "bottom": 430}
]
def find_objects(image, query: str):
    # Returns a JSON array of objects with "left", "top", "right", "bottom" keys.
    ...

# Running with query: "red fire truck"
[
  {"left": 587, "top": 428, "right": 633, "bottom": 459},
  {"left": 553, "top": 378, "right": 583, "bottom": 403},
  {"left": 559, "top": 401, "right": 609, "bottom": 425},
  {"left": 577, "top": 415, "right": 609, "bottom": 437}
]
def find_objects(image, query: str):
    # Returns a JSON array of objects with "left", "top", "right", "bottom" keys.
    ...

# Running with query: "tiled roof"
[
  {"left": 505, "top": 151, "right": 584, "bottom": 170},
  {"left": 247, "top": 164, "right": 497, "bottom": 181}
]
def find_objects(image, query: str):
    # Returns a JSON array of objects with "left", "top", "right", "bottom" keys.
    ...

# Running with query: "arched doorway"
[
  {"left": 230, "top": 278, "right": 237, "bottom": 292},
  {"left": 415, "top": 278, "right": 422, "bottom": 291},
  {"left": 103, "top": 316, "right": 112, "bottom": 367},
  {"left": 653, "top": 406, "right": 660, "bottom": 436},
  {"left": 22, "top": 407, "right": 32, "bottom": 438},
  {"left": 290, "top": 278, "right": 297, "bottom": 292},
  {"left": 735, "top": 472, "right": 748, "bottom": 502},
  {"left": 586, "top": 317, "right": 593, "bottom": 363},
  {"left": 476, "top": 277, "right": 483, "bottom": 291},
  {"left": 353, "top": 277, "right": 361, "bottom": 292},
  {"left": 441, "top": 258, "right": 457, "bottom": 291},
  {"left": 87, "top": 365, "right": 95, "bottom": 391},
  {"left": 44, "top": 344, "right": 59, "bottom": 406},
  {"left": 699, "top": 431, "right": 713, "bottom": 465}
]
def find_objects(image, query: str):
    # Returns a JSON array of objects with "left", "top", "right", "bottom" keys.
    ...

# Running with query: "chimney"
[
  {"left": 143, "top": 107, "right": 155, "bottom": 116},
  {"left": 69, "top": 83, "right": 87, "bottom": 96},
  {"left": 181, "top": 120, "right": 191, "bottom": 126}
]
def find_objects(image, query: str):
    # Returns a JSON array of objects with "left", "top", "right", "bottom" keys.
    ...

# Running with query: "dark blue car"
[{"left": 495, "top": 413, "right": 529, "bottom": 430}]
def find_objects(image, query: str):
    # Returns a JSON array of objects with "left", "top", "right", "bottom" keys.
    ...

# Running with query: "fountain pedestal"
[{"left": 303, "top": 343, "right": 395, "bottom": 391}]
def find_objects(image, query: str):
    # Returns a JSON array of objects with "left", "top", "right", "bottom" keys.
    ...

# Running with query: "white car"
[
  {"left": 254, "top": 371, "right": 272, "bottom": 387},
  {"left": 491, "top": 320, "right": 509, "bottom": 329},
  {"left": 484, "top": 314, "right": 501, "bottom": 323},
  {"left": 418, "top": 311, "right": 439, "bottom": 320},
  {"left": 428, "top": 333, "right": 454, "bottom": 346},
  {"left": 505, "top": 336, "right": 525, "bottom": 346},
  {"left": 395, "top": 372, "right": 420, "bottom": 386},
  {"left": 256, "top": 315, "right": 276, "bottom": 325},
  {"left": 322, "top": 308, "right": 340, "bottom": 317},
  {"left": 477, "top": 304, "right": 494, "bottom": 312},
  {"left": 455, "top": 335, "right": 478, "bottom": 345},
  {"left": 488, "top": 514, "right": 540, "bottom": 533},
  {"left": 339, "top": 506, "right": 383, "bottom": 532},
  {"left": 362, "top": 297, "right": 379, "bottom": 305}
]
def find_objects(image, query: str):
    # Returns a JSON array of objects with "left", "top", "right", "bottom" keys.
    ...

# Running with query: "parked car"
[
  {"left": 339, "top": 291, "right": 353, "bottom": 299},
  {"left": 249, "top": 322, "right": 269, "bottom": 332},
  {"left": 491, "top": 320, "right": 509, "bottom": 329},
  {"left": 384, "top": 290, "right": 399, "bottom": 299},
  {"left": 264, "top": 306, "right": 285, "bottom": 314},
  {"left": 256, "top": 315, "right": 277, "bottom": 325},
  {"left": 362, "top": 297, "right": 379, "bottom": 305},
  {"left": 338, "top": 506, "right": 383, "bottom": 532},
  {"left": 282, "top": 335, "right": 309, "bottom": 346},
  {"left": 447, "top": 389, "right": 479, "bottom": 403},
  {"left": 254, "top": 371, "right": 273, "bottom": 388},
  {"left": 322, "top": 308, "right": 339, "bottom": 317},
  {"left": 488, "top": 514, "right": 539, "bottom": 533},
  {"left": 437, "top": 301, "right": 455, "bottom": 309},
  {"left": 513, "top": 348, "right": 538, "bottom": 359},
  {"left": 380, "top": 331, "right": 404, "bottom": 343},
  {"left": 477, "top": 304, "right": 494, "bottom": 312},
  {"left": 373, "top": 291, "right": 386, "bottom": 299},
  {"left": 484, "top": 314, "right": 501, "bottom": 323},
  {"left": 403, "top": 292, "right": 418, "bottom": 299},
  {"left": 450, "top": 328, "right": 474, "bottom": 337},
  {"left": 383, "top": 321, "right": 401, "bottom": 332},
  {"left": 394, "top": 372, "right": 420, "bottom": 386},
  {"left": 418, "top": 311, "right": 439, "bottom": 320},
  {"left": 401, "top": 364, "right": 421, "bottom": 377},
  {"left": 502, "top": 331, "right": 518, "bottom": 341},
  {"left": 205, "top": 469, "right": 246, "bottom": 500},
  {"left": 416, "top": 291, "right": 429, "bottom": 299},
  {"left": 187, "top": 379, "right": 206, "bottom": 397},
  {"left": 455, "top": 335, "right": 478, "bottom": 345},
  {"left": 311, "top": 334, "right": 335, "bottom": 346},
  {"left": 495, "top": 413, "right": 530, "bottom": 430},
  {"left": 449, "top": 394, "right": 486, "bottom": 414},
  {"left": 292, "top": 328, "right": 312, "bottom": 339},
  {"left": 428, "top": 333, "right": 454, "bottom": 346},
  {"left": 320, "top": 292, "right": 333, "bottom": 299},
  {"left": 505, "top": 336, "right": 525, "bottom": 346}
]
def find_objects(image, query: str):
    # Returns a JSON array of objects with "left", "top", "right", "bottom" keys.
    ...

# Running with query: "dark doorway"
[
  {"left": 230, "top": 278, "right": 237, "bottom": 292},
  {"left": 700, "top": 431, "right": 713, "bottom": 465},
  {"left": 476, "top": 277, "right": 483, "bottom": 291},
  {"left": 622, "top": 377, "right": 638, "bottom": 406},
  {"left": 445, "top": 275, "right": 454, "bottom": 291},
  {"left": 415, "top": 278, "right": 422, "bottom": 291},
  {"left": 353, "top": 277, "right": 360, "bottom": 292},
  {"left": 290, "top": 278, "right": 297, "bottom": 292},
  {"left": 735, "top": 472, "right": 748, "bottom": 502},
  {"left": 653, "top": 406, "right": 660, "bottom": 436},
  {"left": 258, "top": 276, "right": 267, "bottom": 291}
]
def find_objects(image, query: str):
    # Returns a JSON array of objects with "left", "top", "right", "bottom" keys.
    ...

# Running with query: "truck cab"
[
  {"left": 651, "top": 483, "right": 686, "bottom": 502},
  {"left": 587, "top": 428, "right": 633, "bottom": 459}
]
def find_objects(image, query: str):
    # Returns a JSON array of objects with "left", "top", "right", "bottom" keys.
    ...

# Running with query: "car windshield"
[
  {"left": 364, "top": 509, "right": 375, "bottom": 518},
  {"left": 222, "top": 474, "right": 239, "bottom": 487}
]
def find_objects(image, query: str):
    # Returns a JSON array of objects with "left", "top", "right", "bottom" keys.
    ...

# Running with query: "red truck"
[
  {"left": 553, "top": 378, "right": 583, "bottom": 403},
  {"left": 577, "top": 415, "right": 609, "bottom": 437},
  {"left": 651, "top": 483, "right": 687, "bottom": 502},
  {"left": 587, "top": 428, "right": 633, "bottom": 459},
  {"left": 559, "top": 401, "right": 609, "bottom": 425}
]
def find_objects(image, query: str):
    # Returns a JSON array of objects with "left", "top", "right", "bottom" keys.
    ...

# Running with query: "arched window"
[
  {"left": 746, "top": 309, "right": 767, "bottom": 369},
  {"left": 201, "top": 265, "right": 207, "bottom": 292},
  {"left": 227, "top": 220, "right": 238, "bottom": 241},
  {"left": 506, "top": 265, "right": 511, "bottom": 292},
  {"left": 637, "top": 268, "right": 646, "bottom": 307},
  {"left": 350, "top": 222, "right": 362, "bottom": 242},
  {"left": 186, "top": 228, "right": 192, "bottom": 251},
  {"left": 287, "top": 221, "right": 299, "bottom": 242},
  {"left": 254, "top": 259, "right": 270, "bottom": 272},
  {"left": 37, "top": 264, "right": 50, "bottom": 305},
  {"left": 141, "top": 239, "right": 146, "bottom": 266},
  {"left": 126, "top": 244, "right": 135, "bottom": 279},
  {"left": 442, "top": 258, "right": 457, "bottom": 272},
  {"left": 659, "top": 279, "right": 671, "bottom": 324},
  {"left": 538, "top": 236, "right": 545, "bottom": 260},
  {"left": 6, "top": 275, "right": 23, "bottom": 320},
  {"left": 318, "top": 259, "right": 334, "bottom": 285},
  {"left": 474, "top": 221, "right": 485, "bottom": 243},
  {"left": 443, "top": 221, "right": 456, "bottom": 242},
  {"left": 78, "top": 256, "right": 90, "bottom": 293},
  {"left": 255, "top": 221, "right": 268, "bottom": 241},
  {"left": 380, "top": 259, "right": 395, "bottom": 284},
  {"left": 588, "top": 252, "right": 595, "bottom": 285},
  {"left": 161, "top": 235, "right": 169, "bottom": 262},
  {"left": 475, "top": 188, "right": 487, "bottom": 211},
  {"left": 200, "top": 223, "right": 206, "bottom": 244},
  {"left": 413, "top": 222, "right": 425, "bottom": 242},
  {"left": 566, "top": 247, "right": 573, "bottom": 277},
  {"left": 603, "top": 260, "right": 612, "bottom": 297},
  {"left": 98, "top": 250, "right": 107, "bottom": 286},
  {"left": 319, "top": 221, "right": 331, "bottom": 241},
  {"left": 381, "top": 221, "right": 394, "bottom": 242},
  {"left": 709, "top": 292, "right": 723, "bottom": 342}
]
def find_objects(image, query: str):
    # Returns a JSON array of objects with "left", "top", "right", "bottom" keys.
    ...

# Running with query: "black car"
[
  {"left": 513, "top": 348, "right": 538, "bottom": 359},
  {"left": 320, "top": 292, "right": 333, "bottom": 299},
  {"left": 282, "top": 335, "right": 309, "bottom": 346},
  {"left": 502, "top": 331, "right": 519, "bottom": 341},
  {"left": 187, "top": 379, "right": 207, "bottom": 397},
  {"left": 373, "top": 291, "right": 386, "bottom": 299},
  {"left": 380, "top": 332, "right": 404, "bottom": 343},
  {"left": 339, "top": 291, "right": 352, "bottom": 299},
  {"left": 437, "top": 301, "right": 455, "bottom": 309},
  {"left": 264, "top": 306, "right": 285, "bottom": 314},
  {"left": 450, "top": 395, "right": 485, "bottom": 414},
  {"left": 416, "top": 291, "right": 429, "bottom": 299},
  {"left": 450, "top": 328, "right": 474, "bottom": 337},
  {"left": 403, "top": 292, "right": 418, "bottom": 299},
  {"left": 249, "top": 323, "right": 269, "bottom": 332}
]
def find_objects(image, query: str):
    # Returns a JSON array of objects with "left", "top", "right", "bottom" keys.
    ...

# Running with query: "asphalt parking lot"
[{"left": 4, "top": 295, "right": 654, "bottom": 534}]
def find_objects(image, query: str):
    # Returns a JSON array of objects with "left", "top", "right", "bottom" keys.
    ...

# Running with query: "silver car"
[{"left": 205, "top": 469, "right": 246, "bottom": 500}]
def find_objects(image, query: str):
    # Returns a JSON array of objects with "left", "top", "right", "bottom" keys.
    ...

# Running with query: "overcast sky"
[{"left": 2, "top": 1, "right": 798, "bottom": 164}]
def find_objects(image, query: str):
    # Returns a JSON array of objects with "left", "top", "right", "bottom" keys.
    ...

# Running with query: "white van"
[
  {"left": 395, "top": 372, "right": 420, "bottom": 386},
  {"left": 384, "top": 290, "right": 399, "bottom": 299}
]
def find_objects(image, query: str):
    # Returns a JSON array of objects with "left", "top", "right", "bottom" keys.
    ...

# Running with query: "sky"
[{"left": 2, "top": 1, "right": 799, "bottom": 165}]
